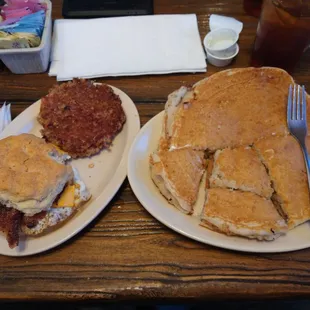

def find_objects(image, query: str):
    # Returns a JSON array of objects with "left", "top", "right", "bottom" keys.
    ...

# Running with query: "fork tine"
[
  {"left": 292, "top": 84, "right": 297, "bottom": 120},
  {"left": 288, "top": 84, "right": 292, "bottom": 121},
  {"left": 302, "top": 85, "right": 307, "bottom": 121},
  {"left": 297, "top": 85, "right": 301, "bottom": 120}
]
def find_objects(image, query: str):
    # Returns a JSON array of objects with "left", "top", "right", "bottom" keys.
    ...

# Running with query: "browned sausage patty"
[{"left": 38, "top": 79, "right": 126, "bottom": 158}]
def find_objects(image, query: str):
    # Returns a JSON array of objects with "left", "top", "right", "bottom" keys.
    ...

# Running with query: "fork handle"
[{"left": 300, "top": 141, "right": 310, "bottom": 190}]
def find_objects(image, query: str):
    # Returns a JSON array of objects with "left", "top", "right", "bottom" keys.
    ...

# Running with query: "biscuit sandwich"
[{"left": 0, "top": 134, "right": 91, "bottom": 248}]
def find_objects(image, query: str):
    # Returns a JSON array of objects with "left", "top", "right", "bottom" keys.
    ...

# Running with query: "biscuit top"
[{"left": 0, "top": 134, "right": 74, "bottom": 215}]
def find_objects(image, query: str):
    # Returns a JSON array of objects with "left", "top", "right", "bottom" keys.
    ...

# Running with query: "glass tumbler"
[{"left": 251, "top": 0, "right": 310, "bottom": 72}]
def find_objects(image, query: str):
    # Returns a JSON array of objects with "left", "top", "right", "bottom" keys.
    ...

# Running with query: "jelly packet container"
[{"left": 0, "top": 0, "right": 51, "bottom": 74}]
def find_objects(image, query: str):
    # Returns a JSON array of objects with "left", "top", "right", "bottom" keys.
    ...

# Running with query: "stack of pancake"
[{"left": 150, "top": 67, "right": 310, "bottom": 241}]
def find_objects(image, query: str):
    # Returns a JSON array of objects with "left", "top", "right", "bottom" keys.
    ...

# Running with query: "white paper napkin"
[
  {"left": 49, "top": 19, "right": 80, "bottom": 77},
  {"left": 50, "top": 14, "right": 207, "bottom": 81},
  {"left": 0, "top": 102, "right": 11, "bottom": 133},
  {"left": 209, "top": 14, "right": 243, "bottom": 34}
]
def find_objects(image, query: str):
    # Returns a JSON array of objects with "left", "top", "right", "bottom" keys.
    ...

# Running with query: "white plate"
[
  {"left": 0, "top": 86, "right": 140, "bottom": 256},
  {"left": 128, "top": 111, "right": 310, "bottom": 253}
]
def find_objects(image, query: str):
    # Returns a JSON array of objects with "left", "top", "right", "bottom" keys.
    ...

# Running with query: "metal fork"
[{"left": 287, "top": 84, "right": 310, "bottom": 189}]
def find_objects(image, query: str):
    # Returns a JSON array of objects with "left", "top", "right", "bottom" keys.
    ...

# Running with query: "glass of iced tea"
[
  {"left": 243, "top": 0, "right": 262, "bottom": 17},
  {"left": 251, "top": 0, "right": 310, "bottom": 72}
]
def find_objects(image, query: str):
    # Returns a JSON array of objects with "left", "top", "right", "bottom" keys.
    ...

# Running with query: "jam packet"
[{"left": 0, "top": 0, "right": 46, "bottom": 48}]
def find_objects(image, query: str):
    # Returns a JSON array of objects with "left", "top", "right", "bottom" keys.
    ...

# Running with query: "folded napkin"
[
  {"left": 0, "top": 102, "right": 11, "bottom": 133},
  {"left": 209, "top": 14, "right": 243, "bottom": 35},
  {"left": 49, "top": 19, "right": 77, "bottom": 77},
  {"left": 49, "top": 14, "right": 207, "bottom": 81}
]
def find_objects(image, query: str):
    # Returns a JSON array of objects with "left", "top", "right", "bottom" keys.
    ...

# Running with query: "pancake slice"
[
  {"left": 150, "top": 148, "right": 205, "bottom": 214},
  {"left": 254, "top": 135, "right": 310, "bottom": 229},
  {"left": 209, "top": 146, "right": 273, "bottom": 198},
  {"left": 201, "top": 188, "right": 287, "bottom": 241},
  {"left": 163, "top": 86, "right": 189, "bottom": 141},
  {"left": 169, "top": 67, "right": 294, "bottom": 151}
]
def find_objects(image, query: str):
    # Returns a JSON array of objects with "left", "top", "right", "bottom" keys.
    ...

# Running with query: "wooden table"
[{"left": 1, "top": 0, "right": 310, "bottom": 303}]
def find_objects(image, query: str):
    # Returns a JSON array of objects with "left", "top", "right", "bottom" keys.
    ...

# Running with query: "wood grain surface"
[{"left": 1, "top": 0, "right": 310, "bottom": 302}]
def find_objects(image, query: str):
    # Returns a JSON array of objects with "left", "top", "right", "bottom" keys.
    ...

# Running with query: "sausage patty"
[{"left": 39, "top": 79, "right": 126, "bottom": 158}]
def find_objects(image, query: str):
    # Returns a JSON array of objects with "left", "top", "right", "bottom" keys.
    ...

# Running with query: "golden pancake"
[
  {"left": 254, "top": 135, "right": 310, "bottom": 229},
  {"left": 201, "top": 188, "right": 287, "bottom": 240},
  {"left": 170, "top": 67, "right": 295, "bottom": 150},
  {"left": 150, "top": 67, "right": 310, "bottom": 241},
  {"left": 210, "top": 146, "right": 273, "bottom": 198},
  {"left": 150, "top": 147, "right": 205, "bottom": 214}
]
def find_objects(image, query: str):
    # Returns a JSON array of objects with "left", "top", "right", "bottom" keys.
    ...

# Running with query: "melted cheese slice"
[{"left": 54, "top": 185, "right": 76, "bottom": 208}]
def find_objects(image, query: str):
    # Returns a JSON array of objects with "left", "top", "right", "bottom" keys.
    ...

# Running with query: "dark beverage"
[
  {"left": 251, "top": 0, "right": 310, "bottom": 73},
  {"left": 243, "top": 0, "right": 262, "bottom": 17}
]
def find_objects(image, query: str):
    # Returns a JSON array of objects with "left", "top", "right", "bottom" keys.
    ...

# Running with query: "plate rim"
[
  {"left": 0, "top": 85, "right": 140, "bottom": 257},
  {"left": 128, "top": 111, "right": 310, "bottom": 254}
]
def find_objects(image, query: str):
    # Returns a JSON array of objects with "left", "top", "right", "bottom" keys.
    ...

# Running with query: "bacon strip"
[
  {"left": 0, "top": 205, "right": 22, "bottom": 248},
  {"left": 22, "top": 211, "right": 47, "bottom": 228},
  {"left": 0, "top": 206, "right": 48, "bottom": 248}
]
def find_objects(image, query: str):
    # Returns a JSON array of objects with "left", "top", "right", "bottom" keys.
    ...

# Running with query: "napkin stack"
[
  {"left": 0, "top": 102, "right": 11, "bottom": 133},
  {"left": 49, "top": 14, "right": 207, "bottom": 81}
]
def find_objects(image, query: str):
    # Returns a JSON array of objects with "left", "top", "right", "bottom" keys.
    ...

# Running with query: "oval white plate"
[
  {"left": 0, "top": 86, "right": 140, "bottom": 256},
  {"left": 128, "top": 111, "right": 310, "bottom": 253}
]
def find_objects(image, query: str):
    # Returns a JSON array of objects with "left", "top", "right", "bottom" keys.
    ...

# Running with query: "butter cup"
[
  {"left": 206, "top": 43, "right": 239, "bottom": 67},
  {"left": 204, "top": 28, "right": 239, "bottom": 58}
]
